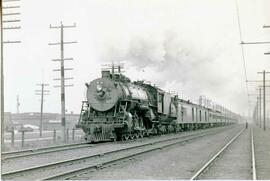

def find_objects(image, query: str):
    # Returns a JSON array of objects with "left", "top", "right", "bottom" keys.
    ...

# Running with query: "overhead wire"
[{"left": 235, "top": 0, "right": 252, "bottom": 110}]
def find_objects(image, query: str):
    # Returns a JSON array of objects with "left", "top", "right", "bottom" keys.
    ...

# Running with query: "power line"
[{"left": 235, "top": 0, "right": 250, "bottom": 117}]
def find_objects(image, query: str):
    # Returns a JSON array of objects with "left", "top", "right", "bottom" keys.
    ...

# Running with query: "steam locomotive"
[{"left": 77, "top": 66, "right": 239, "bottom": 142}]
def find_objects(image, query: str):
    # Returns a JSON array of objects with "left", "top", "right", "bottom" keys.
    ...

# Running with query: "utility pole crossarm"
[
  {"left": 3, "top": 40, "right": 21, "bottom": 44},
  {"left": 248, "top": 94, "right": 270, "bottom": 96},
  {"left": 3, "top": 0, "right": 20, "bottom": 2},
  {"left": 53, "top": 77, "right": 74, "bottom": 81},
  {"left": 258, "top": 72, "right": 270, "bottom": 74},
  {"left": 3, "top": 19, "right": 20, "bottom": 23},
  {"left": 257, "top": 85, "right": 270, "bottom": 88},
  {"left": 241, "top": 41, "right": 270, "bottom": 45},
  {"left": 53, "top": 84, "right": 74, "bottom": 88},
  {"left": 3, "top": 26, "right": 21, "bottom": 30},
  {"left": 48, "top": 41, "right": 77, "bottom": 45},
  {"left": 2, "top": 12, "right": 21, "bottom": 16},
  {"left": 53, "top": 68, "right": 73, "bottom": 71},
  {"left": 36, "top": 83, "right": 49, "bottom": 86},
  {"left": 50, "top": 23, "right": 76, "bottom": 29},
  {"left": 52, "top": 58, "right": 73, "bottom": 61},
  {"left": 35, "top": 90, "right": 50, "bottom": 92},
  {"left": 3, "top": 5, "right": 20, "bottom": 9},
  {"left": 246, "top": 80, "right": 270, "bottom": 82}
]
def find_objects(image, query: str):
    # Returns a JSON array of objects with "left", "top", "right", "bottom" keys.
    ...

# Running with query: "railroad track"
[
  {"left": 2, "top": 126, "right": 235, "bottom": 180},
  {"left": 1, "top": 128, "right": 221, "bottom": 161},
  {"left": 190, "top": 127, "right": 256, "bottom": 180},
  {"left": 1, "top": 142, "right": 93, "bottom": 161},
  {"left": 2, "top": 126, "right": 233, "bottom": 163},
  {"left": 251, "top": 128, "right": 256, "bottom": 180}
]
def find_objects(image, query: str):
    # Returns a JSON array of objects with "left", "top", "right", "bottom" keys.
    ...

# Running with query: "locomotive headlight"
[{"left": 96, "top": 84, "right": 103, "bottom": 92}]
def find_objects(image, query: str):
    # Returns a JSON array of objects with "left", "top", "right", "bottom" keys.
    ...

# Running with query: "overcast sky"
[{"left": 3, "top": 0, "right": 270, "bottom": 116}]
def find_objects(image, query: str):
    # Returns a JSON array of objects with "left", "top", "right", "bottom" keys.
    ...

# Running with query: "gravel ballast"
[
  {"left": 73, "top": 125, "right": 244, "bottom": 180},
  {"left": 199, "top": 128, "right": 252, "bottom": 179},
  {"left": 2, "top": 126, "right": 232, "bottom": 173},
  {"left": 253, "top": 126, "right": 270, "bottom": 180}
]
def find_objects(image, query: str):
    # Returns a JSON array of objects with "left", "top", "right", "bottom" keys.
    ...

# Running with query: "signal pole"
[
  {"left": 259, "top": 88, "right": 261, "bottom": 128},
  {"left": 1, "top": 0, "right": 21, "bottom": 150},
  {"left": 16, "top": 94, "right": 20, "bottom": 113},
  {"left": 251, "top": 88, "right": 262, "bottom": 128},
  {"left": 49, "top": 22, "right": 76, "bottom": 142},
  {"left": 35, "top": 83, "right": 49, "bottom": 137},
  {"left": 255, "top": 97, "right": 259, "bottom": 125}
]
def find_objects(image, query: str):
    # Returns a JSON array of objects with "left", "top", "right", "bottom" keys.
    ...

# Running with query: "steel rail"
[
  {"left": 40, "top": 128, "right": 230, "bottom": 180},
  {"left": 2, "top": 126, "right": 232, "bottom": 161},
  {"left": 251, "top": 128, "right": 257, "bottom": 180},
  {"left": 1, "top": 127, "right": 223, "bottom": 160},
  {"left": 190, "top": 127, "right": 246, "bottom": 180},
  {"left": 2, "top": 142, "right": 92, "bottom": 160},
  {"left": 2, "top": 127, "right": 232, "bottom": 180}
]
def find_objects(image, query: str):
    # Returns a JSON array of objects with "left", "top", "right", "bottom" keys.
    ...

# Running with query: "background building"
[{"left": 4, "top": 112, "right": 80, "bottom": 131}]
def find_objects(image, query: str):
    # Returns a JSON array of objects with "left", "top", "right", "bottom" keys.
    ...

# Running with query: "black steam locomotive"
[{"left": 77, "top": 65, "right": 239, "bottom": 142}]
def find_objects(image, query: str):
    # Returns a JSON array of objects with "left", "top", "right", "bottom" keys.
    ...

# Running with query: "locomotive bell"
[{"left": 87, "top": 78, "right": 123, "bottom": 112}]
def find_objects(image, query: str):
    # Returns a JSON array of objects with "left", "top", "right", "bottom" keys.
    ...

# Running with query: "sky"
[{"left": 3, "top": 0, "right": 270, "bottom": 117}]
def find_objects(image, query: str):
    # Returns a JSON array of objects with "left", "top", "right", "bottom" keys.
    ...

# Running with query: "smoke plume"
[{"left": 98, "top": 31, "right": 232, "bottom": 104}]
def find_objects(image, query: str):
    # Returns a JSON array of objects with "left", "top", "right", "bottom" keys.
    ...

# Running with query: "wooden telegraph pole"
[
  {"left": 257, "top": 71, "right": 270, "bottom": 131},
  {"left": 35, "top": 83, "right": 49, "bottom": 137},
  {"left": 1, "top": 0, "right": 3, "bottom": 150},
  {"left": 49, "top": 22, "right": 76, "bottom": 142},
  {"left": 1, "top": 0, "right": 21, "bottom": 150}
]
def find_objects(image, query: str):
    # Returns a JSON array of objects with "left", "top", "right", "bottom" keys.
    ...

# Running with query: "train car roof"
[{"left": 177, "top": 98, "right": 222, "bottom": 114}]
